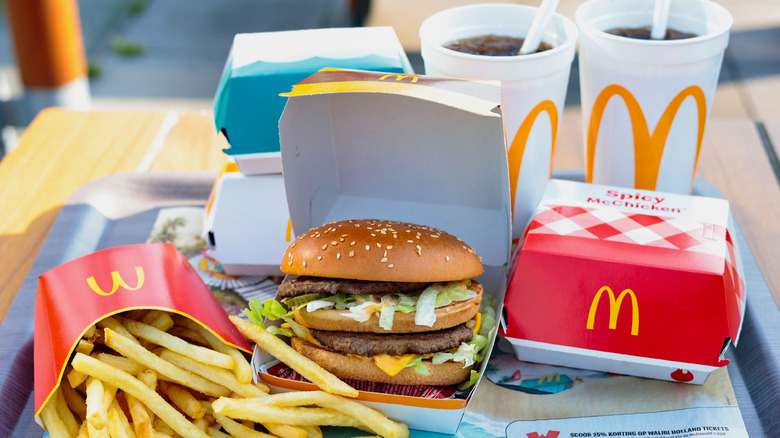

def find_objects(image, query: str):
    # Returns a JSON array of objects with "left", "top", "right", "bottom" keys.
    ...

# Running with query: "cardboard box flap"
[
  {"left": 282, "top": 68, "right": 502, "bottom": 117},
  {"left": 214, "top": 28, "right": 412, "bottom": 157},
  {"left": 279, "top": 68, "right": 510, "bottom": 269},
  {"left": 34, "top": 243, "right": 251, "bottom": 415}
]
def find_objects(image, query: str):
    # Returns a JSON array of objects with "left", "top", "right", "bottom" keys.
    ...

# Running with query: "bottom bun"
[{"left": 291, "top": 337, "right": 474, "bottom": 386}]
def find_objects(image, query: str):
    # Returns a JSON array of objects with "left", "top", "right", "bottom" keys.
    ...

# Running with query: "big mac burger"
[{"left": 246, "top": 219, "right": 495, "bottom": 387}]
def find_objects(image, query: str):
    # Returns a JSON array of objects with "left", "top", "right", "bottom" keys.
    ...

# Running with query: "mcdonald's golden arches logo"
[
  {"left": 87, "top": 267, "right": 145, "bottom": 296},
  {"left": 586, "top": 84, "right": 707, "bottom": 190},
  {"left": 586, "top": 286, "right": 639, "bottom": 336},
  {"left": 508, "top": 99, "right": 558, "bottom": 218},
  {"left": 378, "top": 73, "right": 418, "bottom": 83}
]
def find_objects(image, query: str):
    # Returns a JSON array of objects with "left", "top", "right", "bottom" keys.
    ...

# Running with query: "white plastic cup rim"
[
  {"left": 575, "top": 0, "right": 732, "bottom": 64},
  {"left": 419, "top": 3, "right": 578, "bottom": 80}
]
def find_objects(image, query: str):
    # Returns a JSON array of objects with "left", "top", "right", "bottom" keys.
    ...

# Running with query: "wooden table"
[{"left": 0, "top": 107, "right": 778, "bottom": 328}]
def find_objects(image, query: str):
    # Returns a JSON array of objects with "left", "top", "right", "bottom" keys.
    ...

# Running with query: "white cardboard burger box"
[
  {"left": 213, "top": 27, "right": 414, "bottom": 175},
  {"left": 204, "top": 160, "right": 291, "bottom": 276},
  {"left": 502, "top": 179, "right": 746, "bottom": 384},
  {"left": 250, "top": 68, "right": 513, "bottom": 434}
]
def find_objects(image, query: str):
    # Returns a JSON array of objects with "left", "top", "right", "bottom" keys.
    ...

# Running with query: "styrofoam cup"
[
  {"left": 576, "top": 0, "right": 732, "bottom": 193},
  {"left": 420, "top": 3, "right": 578, "bottom": 239}
]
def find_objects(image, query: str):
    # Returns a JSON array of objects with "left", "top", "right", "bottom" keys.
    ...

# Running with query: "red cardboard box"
[
  {"left": 502, "top": 179, "right": 745, "bottom": 384},
  {"left": 34, "top": 243, "right": 252, "bottom": 418}
]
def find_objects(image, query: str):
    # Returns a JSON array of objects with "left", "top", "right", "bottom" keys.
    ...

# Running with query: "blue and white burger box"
[{"left": 213, "top": 27, "right": 414, "bottom": 175}]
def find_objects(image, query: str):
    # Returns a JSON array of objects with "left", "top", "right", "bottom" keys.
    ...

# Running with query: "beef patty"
[
  {"left": 278, "top": 276, "right": 429, "bottom": 298},
  {"left": 310, "top": 323, "right": 474, "bottom": 357}
]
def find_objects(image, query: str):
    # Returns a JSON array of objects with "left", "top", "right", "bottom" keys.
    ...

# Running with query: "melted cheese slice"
[
  {"left": 472, "top": 312, "right": 481, "bottom": 335},
  {"left": 374, "top": 353, "right": 419, "bottom": 376}
]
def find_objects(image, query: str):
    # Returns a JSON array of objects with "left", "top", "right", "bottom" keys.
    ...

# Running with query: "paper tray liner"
[
  {"left": 33, "top": 242, "right": 252, "bottom": 416},
  {"left": 261, "top": 362, "right": 468, "bottom": 410}
]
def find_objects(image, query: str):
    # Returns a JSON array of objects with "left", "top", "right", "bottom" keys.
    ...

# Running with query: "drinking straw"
[
  {"left": 650, "top": 0, "right": 672, "bottom": 39},
  {"left": 519, "top": 0, "right": 560, "bottom": 54}
]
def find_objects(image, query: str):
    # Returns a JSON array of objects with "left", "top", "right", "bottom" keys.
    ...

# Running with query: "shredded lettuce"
[
  {"left": 245, "top": 281, "right": 479, "bottom": 333},
  {"left": 457, "top": 370, "right": 481, "bottom": 390},
  {"left": 305, "top": 300, "right": 336, "bottom": 312},
  {"left": 281, "top": 292, "right": 326, "bottom": 309},
  {"left": 434, "top": 282, "right": 477, "bottom": 307},
  {"left": 378, "top": 295, "right": 396, "bottom": 331},
  {"left": 404, "top": 355, "right": 430, "bottom": 376},
  {"left": 415, "top": 285, "right": 440, "bottom": 327}
]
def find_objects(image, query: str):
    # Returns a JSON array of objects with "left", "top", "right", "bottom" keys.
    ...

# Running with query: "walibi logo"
[{"left": 525, "top": 431, "right": 560, "bottom": 438}]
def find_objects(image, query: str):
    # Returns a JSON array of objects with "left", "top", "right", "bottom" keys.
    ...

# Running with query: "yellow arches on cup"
[
  {"left": 507, "top": 99, "right": 558, "bottom": 221},
  {"left": 586, "top": 84, "right": 707, "bottom": 190}
]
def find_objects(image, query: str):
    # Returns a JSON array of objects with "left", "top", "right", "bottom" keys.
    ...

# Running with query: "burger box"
[
  {"left": 204, "top": 160, "right": 291, "bottom": 276},
  {"left": 33, "top": 243, "right": 252, "bottom": 425},
  {"left": 251, "top": 68, "right": 513, "bottom": 434},
  {"left": 501, "top": 179, "right": 746, "bottom": 384},
  {"left": 213, "top": 27, "right": 414, "bottom": 175}
]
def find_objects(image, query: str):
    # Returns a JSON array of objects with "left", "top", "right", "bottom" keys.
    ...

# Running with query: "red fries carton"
[
  {"left": 34, "top": 243, "right": 251, "bottom": 417},
  {"left": 502, "top": 179, "right": 746, "bottom": 384}
]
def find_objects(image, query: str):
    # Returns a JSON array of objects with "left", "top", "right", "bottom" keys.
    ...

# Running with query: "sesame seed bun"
[
  {"left": 293, "top": 281, "right": 483, "bottom": 333},
  {"left": 281, "top": 219, "right": 484, "bottom": 282},
  {"left": 291, "top": 337, "right": 476, "bottom": 386}
]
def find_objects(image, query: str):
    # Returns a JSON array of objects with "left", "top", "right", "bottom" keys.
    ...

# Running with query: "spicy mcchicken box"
[
  {"left": 502, "top": 179, "right": 746, "bottom": 384},
  {"left": 33, "top": 243, "right": 252, "bottom": 419}
]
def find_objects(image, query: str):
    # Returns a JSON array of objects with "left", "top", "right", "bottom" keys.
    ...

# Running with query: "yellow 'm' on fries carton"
[
  {"left": 33, "top": 243, "right": 252, "bottom": 420},
  {"left": 253, "top": 68, "right": 512, "bottom": 434}
]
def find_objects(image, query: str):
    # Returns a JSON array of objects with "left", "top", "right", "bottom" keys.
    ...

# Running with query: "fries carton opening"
[
  {"left": 501, "top": 179, "right": 746, "bottom": 384},
  {"left": 33, "top": 243, "right": 259, "bottom": 437}
]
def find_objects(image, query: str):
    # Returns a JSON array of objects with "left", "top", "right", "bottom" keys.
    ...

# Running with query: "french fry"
[
  {"left": 97, "top": 316, "right": 140, "bottom": 345},
  {"left": 72, "top": 353, "right": 210, "bottom": 438},
  {"left": 168, "top": 326, "right": 210, "bottom": 346},
  {"left": 193, "top": 417, "right": 211, "bottom": 431},
  {"left": 120, "top": 317, "right": 234, "bottom": 369},
  {"left": 178, "top": 317, "right": 254, "bottom": 384},
  {"left": 215, "top": 392, "right": 409, "bottom": 438},
  {"left": 264, "top": 391, "right": 404, "bottom": 437},
  {"left": 138, "top": 368, "right": 158, "bottom": 424},
  {"left": 107, "top": 398, "right": 135, "bottom": 438},
  {"left": 214, "top": 414, "right": 276, "bottom": 438},
  {"left": 140, "top": 309, "right": 175, "bottom": 331},
  {"left": 104, "top": 328, "right": 230, "bottom": 397},
  {"left": 264, "top": 423, "right": 308, "bottom": 438},
  {"left": 302, "top": 425, "right": 323, "bottom": 438},
  {"left": 85, "top": 377, "right": 108, "bottom": 430},
  {"left": 161, "top": 382, "right": 206, "bottom": 420},
  {"left": 76, "top": 339, "right": 94, "bottom": 355},
  {"left": 229, "top": 316, "right": 358, "bottom": 398},
  {"left": 40, "top": 400, "right": 71, "bottom": 438},
  {"left": 159, "top": 349, "right": 268, "bottom": 398},
  {"left": 88, "top": 421, "right": 110, "bottom": 438},
  {"left": 67, "top": 368, "right": 88, "bottom": 388},
  {"left": 153, "top": 416, "right": 175, "bottom": 436},
  {"left": 206, "top": 427, "right": 232, "bottom": 438},
  {"left": 60, "top": 380, "right": 87, "bottom": 420},
  {"left": 213, "top": 397, "right": 362, "bottom": 427},
  {"left": 76, "top": 421, "right": 89, "bottom": 438},
  {"left": 83, "top": 325, "right": 97, "bottom": 340},
  {"left": 55, "top": 387, "right": 80, "bottom": 437},
  {"left": 95, "top": 352, "right": 143, "bottom": 375},
  {"left": 138, "top": 368, "right": 158, "bottom": 390},
  {"left": 127, "top": 393, "right": 155, "bottom": 438}
]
